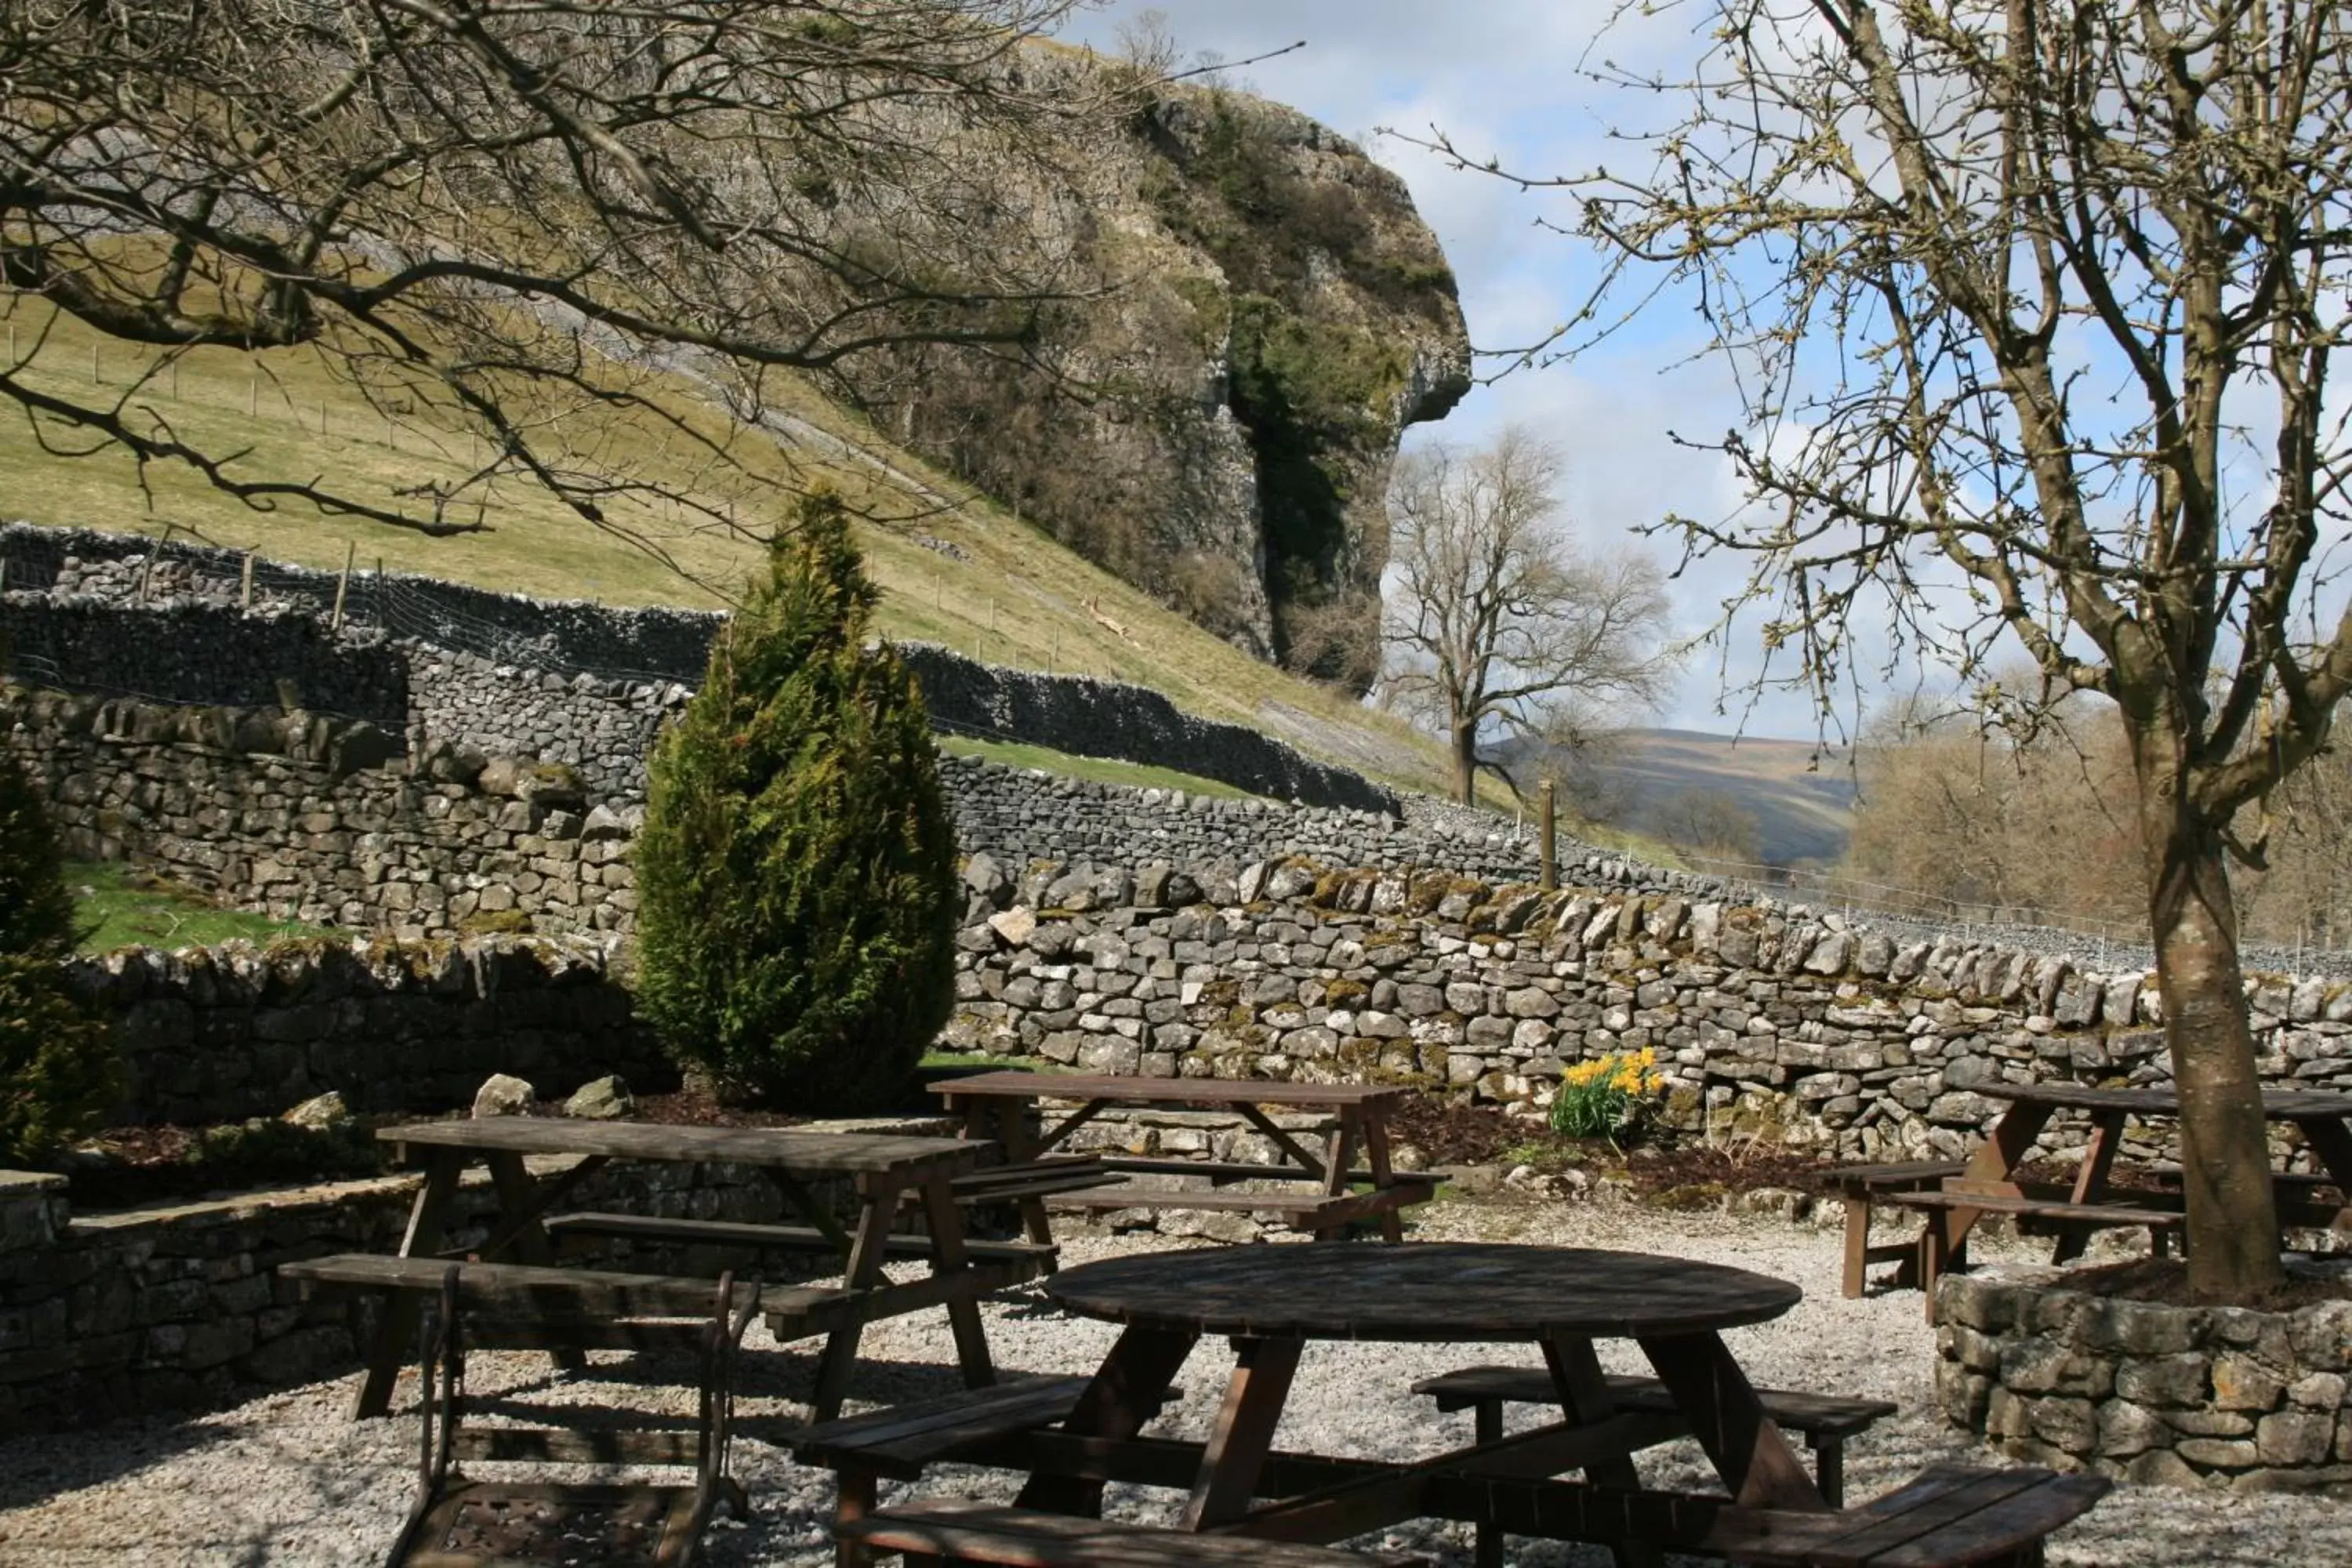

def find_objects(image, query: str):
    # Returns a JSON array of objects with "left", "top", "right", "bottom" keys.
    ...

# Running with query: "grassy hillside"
[
  {"left": 0, "top": 299, "right": 1466, "bottom": 800},
  {"left": 1580, "top": 729, "right": 1858, "bottom": 868}
]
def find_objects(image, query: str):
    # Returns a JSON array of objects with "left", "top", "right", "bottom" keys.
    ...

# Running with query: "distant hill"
[{"left": 1511, "top": 728, "right": 1859, "bottom": 869}]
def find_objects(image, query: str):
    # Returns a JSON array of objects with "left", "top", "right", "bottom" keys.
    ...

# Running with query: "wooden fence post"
[
  {"left": 240, "top": 550, "right": 256, "bottom": 612},
  {"left": 331, "top": 541, "right": 354, "bottom": 630},
  {"left": 1539, "top": 780, "right": 1558, "bottom": 892}
]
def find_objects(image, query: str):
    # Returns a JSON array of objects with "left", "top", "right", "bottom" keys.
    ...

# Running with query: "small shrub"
[
  {"left": 0, "top": 952, "right": 124, "bottom": 1165},
  {"left": 1549, "top": 1048, "right": 1667, "bottom": 1143},
  {"left": 0, "top": 751, "right": 76, "bottom": 958},
  {"left": 633, "top": 491, "right": 958, "bottom": 1112}
]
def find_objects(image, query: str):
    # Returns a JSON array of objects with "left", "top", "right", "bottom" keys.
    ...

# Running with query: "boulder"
[
  {"left": 281, "top": 1091, "right": 351, "bottom": 1131},
  {"left": 472, "top": 1073, "right": 536, "bottom": 1118},
  {"left": 563, "top": 1075, "right": 634, "bottom": 1120}
]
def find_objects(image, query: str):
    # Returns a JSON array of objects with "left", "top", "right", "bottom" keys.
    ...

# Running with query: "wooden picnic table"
[
  {"left": 932, "top": 1071, "right": 1433, "bottom": 1243},
  {"left": 1889, "top": 1082, "right": 2352, "bottom": 1313},
  {"left": 345, "top": 1118, "right": 996, "bottom": 1421},
  {"left": 1018, "top": 1242, "right": 1827, "bottom": 1563}
]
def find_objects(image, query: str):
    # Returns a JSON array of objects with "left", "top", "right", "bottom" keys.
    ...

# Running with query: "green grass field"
[
  {"left": 69, "top": 862, "right": 324, "bottom": 953},
  {"left": 2, "top": 297, "right": 1481, "bottom": 806}
]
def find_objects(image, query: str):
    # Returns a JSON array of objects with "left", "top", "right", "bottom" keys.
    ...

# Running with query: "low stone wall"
[
  {"left": 0, "top": 523, "right": 1401, "bottom": 813},
  {"left": 0, "top": 1123, "right": 943, "bottom": 1437},
  {"left": 946, "top": 862, "right": 2352, "bottom": 1160},
  {"left": 67, "top": 936, "right": 666, "bottom": 1125},
  {"left": 1936, "top": 1269, "right": 2352, "bottom": 1491},
  {"left": 8, "top": 684, "right": 641, "bottom": 942}
]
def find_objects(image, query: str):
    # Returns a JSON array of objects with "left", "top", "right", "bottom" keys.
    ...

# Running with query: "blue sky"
[{"left": 1057, "top": 2, "right": 1808, "bottom": 734}]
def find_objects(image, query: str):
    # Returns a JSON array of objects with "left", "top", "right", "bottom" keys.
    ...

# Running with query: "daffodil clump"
[{"left": 1548, "top": 1047, "right": 1667, "bottom": 1142}]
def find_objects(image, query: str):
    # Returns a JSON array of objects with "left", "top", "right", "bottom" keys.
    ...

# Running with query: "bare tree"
[
  {"left": 1412, "top": 0, "right": 2352, "bottom": 1298},
  {"left": 0, "top": 0, "right": 1108, "bottom": 572},
  {"left": 1381, "top": 428, "right": 1681, "bottom": 804}
]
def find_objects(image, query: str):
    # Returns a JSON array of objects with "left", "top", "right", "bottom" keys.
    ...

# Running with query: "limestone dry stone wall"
[
  {"left": 69, "top": 936, "right": 666, "bottom": 1125},
  {"left": 0, "top": 524, "right": 1396, "bottom": 811},
  {"left": 941, "top": 860, "right": 2352, "bottom": 1164},
  {"left": 1936, "top": 1269, "right": 2352, "bottom": 1490}
]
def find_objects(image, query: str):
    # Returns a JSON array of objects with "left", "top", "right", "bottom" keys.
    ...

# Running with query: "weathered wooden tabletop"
[
  {"left": 1972, "top": 1082, "right": 2352, "bottom": 1120},
  {"left": 378, "top": 1116, "right": 978, "bottom": 1175},
  {"left": 1044, "top": 1242, "right": 1802, "bottom": 1341},
  {"left": 934, "top": 1071, "right": 1413, "bottom": 1109}
]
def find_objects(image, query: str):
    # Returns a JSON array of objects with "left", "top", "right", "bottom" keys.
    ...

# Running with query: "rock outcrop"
[{"left": 832, "top": 56, "right": 1471, "bottom": 690}]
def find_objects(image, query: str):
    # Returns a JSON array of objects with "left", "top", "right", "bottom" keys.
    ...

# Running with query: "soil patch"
[
  {"left": 2057, "top": 1255, "right": 2352, "bottom": 1309},
  {"left": 1387, "top": 1093, "right": 1839, "bottom": 1199}
]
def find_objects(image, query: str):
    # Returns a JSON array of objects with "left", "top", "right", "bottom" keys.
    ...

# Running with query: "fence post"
[
  {"left": 240, "top": 550, "right": 255, "bottom": 612},
  {"left": 1539, "top": 781, "right": 1557, "bottom": 891},
  {"left": 331, "top": 541, "right": 354, "bottom": 630}
]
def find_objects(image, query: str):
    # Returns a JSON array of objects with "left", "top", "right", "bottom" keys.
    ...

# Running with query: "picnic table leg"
[
  {"left": 482, "top": 1150, "right": 586, "bottom": 1374},
  {"left": 993, "top": 1098, "right": 1061, "bottom": 1254},
  {"left": 1635, "top": 1330, "right": 1828, "bottom": 1513},
  {"left": 1361, "top": 1109, "right": 1406, "bottom": 1243},
  {"left": 1180, "top": 1335, "right": 1304, "bottom": 1529},
  {"left": 916, "top": 1167, "right": 996, "bottom": 1392},
  {"left": 1017, "top": 1323, "right": 1198, "bottom": 1517},
  {"left": 351, "top": 1149, "right": 462, "bottom": 1419},
  {"left": 1545, "top": 1336, "right": 1663, "bottom": 1568},
  {"left": 1314, "top": 1109, "right": 1362, "bottom": 1241},
  {"left": 2053, "top": 1110, "right": 2129, "bottom": 1265},
  {"left": 1939, "top": 1099, "right": 2061, "bottom": 1275},
  {"left": 2293, "top": 1115, "right": 2352, "bottom": 1230},
  {"left": 809, "top": 1172, "right": 904, "bottom": 1422}
]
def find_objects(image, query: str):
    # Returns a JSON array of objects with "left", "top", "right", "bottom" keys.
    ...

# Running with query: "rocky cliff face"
[{"left": 831, "top": 64, "right": 1471, "bottom": 691}]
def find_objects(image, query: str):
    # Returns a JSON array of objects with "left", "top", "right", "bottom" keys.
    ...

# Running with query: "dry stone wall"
[
  {"left": 67, "top": 936, "right": 665, "bottom": 1125},
  {"left": 0, "top": 524, "right": 1395, "bottom": 811},
  {"left": 942, "top": 862, "right": 2352, "bottom": 1163},
  {"left": 1936, "top": 1268, "right": 2352, "bottom": 1490}
]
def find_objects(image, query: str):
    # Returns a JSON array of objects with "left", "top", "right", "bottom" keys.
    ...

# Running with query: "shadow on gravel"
[{"left": 0, "top": 1411, "right": 226, "bottom": 1512}]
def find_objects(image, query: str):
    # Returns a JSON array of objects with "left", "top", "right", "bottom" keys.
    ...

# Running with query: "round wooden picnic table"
[
  {"left": 1022, "top": 1242, "right": 1827, "bottom": 1555},
  {"left": 1044, "top": 1241, "right": 1801, "bottom": 1341}
]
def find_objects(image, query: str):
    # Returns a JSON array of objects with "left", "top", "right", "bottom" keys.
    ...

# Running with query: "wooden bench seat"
[
  {"left": 1093, "top": 1157, "right": 1399, "bottom": 1185},
  {"left": 838, "top": 1500, "right": 1431, "bottom": 1567},
  {"left": 1411, "top": 1365, "right": 1893, "bottom": 1505},
  {"left": 1881, "top": 1190, "right": 2185, "bottom": 1322},
  {"left": 1827, "top": 1161, "right": 1967, "bottom": 1299},
  {"left": 542, "top": 1211, "right": 1058, "bottom": 1275},
  {"left": 1046, "top": 1178, "right": 1436, "bottom": 1233},
  {"left": 951, "top": 1156, "right": 1123, "bottom": 1206}
]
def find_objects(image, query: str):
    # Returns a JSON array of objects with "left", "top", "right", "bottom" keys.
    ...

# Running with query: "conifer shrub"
[
  {"left": 0, "top": 752, "right": 120, "bottom": 1163},
  {"left": 0, "top": 953, "right": 123, "bottom": 1165},
  {"left": 633, "top": 492, "right": 958, "bottom": 1111},
  {"left": 0, "top": 750, "right": 76, "bottom": 959}
]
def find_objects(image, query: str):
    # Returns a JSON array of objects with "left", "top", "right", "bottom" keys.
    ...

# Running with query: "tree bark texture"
[
  {"left": 2136, "top": 746, "right": 2287, "bottom": 1301},
  {"left": 1452, "top": 720, "right": 1478, "bottom": 807}
]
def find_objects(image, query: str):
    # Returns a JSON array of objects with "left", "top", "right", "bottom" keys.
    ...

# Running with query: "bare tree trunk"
[
  {"left": 2138, "top": 768, "right": 2287, "bottom": 1302},
  {"left": 1451, "top": 720, "right": 1478, "bottom": 806}
]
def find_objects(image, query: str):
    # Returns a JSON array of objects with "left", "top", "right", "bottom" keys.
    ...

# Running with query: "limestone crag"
[{"left": 835, "top": 58, "right": 1471, "bottom": 684}]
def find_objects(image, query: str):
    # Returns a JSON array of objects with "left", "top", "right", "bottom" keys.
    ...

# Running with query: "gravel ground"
[{"left": 3, "top": 1199, "right": 2346, "bottom": 1566}]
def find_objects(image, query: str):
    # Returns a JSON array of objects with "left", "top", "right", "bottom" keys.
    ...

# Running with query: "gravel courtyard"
[{"left": 2, "top": 1196, "right": 2343, "bottom": 1566}]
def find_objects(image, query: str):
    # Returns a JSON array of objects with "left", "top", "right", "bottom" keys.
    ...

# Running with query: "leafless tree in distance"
[
  {"left": 1381, "top": 427, "right": 1682, "bottom": 805},
  {"left": 1407, "top": 0, "right": 2352, "bottom": 1299},
  {"left": 0, "top": 0, "right": 1111, "bottom": 577}
]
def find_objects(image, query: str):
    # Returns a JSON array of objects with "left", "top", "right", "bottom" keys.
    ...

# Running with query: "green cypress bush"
[
  {"left": 0, "top": 953, "right": 122, "bottom": 1165},
  {"left": 633, "top": 491, "right": 959, "bottom": 1111},
  {"left": 0, "top": 750, "right": 77, "bottom": 959},
  {"left": 0, "top": 753, "right": 119, "bottom": 1163}
]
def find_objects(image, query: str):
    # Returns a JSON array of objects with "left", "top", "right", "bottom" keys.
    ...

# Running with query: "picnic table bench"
[
  {"left": 933, "top": 1073, "right": 1434, "bottom": 1243},
  {"left": 1412, "top": 1363, "right": 1896, "bottom": 1522},
  {"left": 377, "top": 1264, "right": 759, "bottom": 1567},
  {"left": 289, "top": 1118, "right": 1009, "bottom": 1422},
  {"left": 800, "top": 1243, "right": 2107, "bottom": 1568},
  {"left": 1835, "top": 1083, "right": 2352, "bottom": 1318}
]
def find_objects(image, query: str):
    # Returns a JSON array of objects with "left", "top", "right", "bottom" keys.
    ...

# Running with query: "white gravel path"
[{"left": 3, "top": 1196, "right": 2344, "bottom": 1566}]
